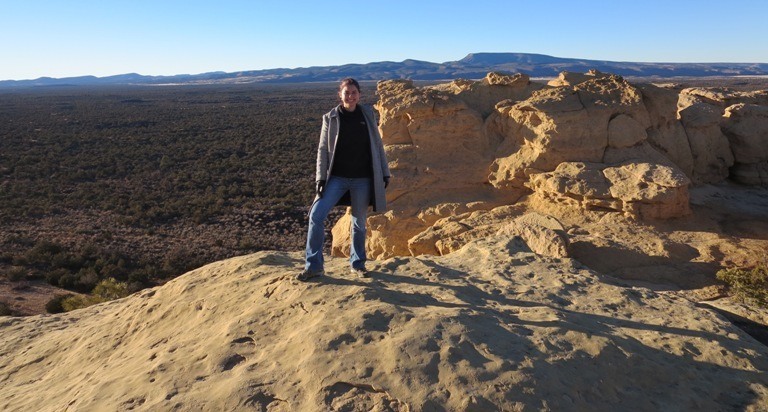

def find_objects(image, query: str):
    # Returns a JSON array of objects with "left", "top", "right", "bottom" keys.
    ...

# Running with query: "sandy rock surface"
[
  {"left": 2, "top": 236, "right": 767, "bottom": 411},
  {"left": 332, "top": 71, "right": 768, "bottom": 262}
]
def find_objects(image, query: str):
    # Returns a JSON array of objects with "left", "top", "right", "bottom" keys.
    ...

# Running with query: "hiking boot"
[
  {"left": 351, "top": 267, "right": 369, "bottom": 278},
  {"left": 297, "top": 269, "right": 323, "bottom": 282}
]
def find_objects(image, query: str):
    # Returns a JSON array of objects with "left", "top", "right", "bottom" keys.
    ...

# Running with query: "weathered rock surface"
[
  {"left": 331, "top": 71, "right": 767, "bottom": 261},
  {"left": 546, "top": 69, "right": 611, "bottom": 87},
  {"left": 677, "top": 91, "right": 735, "bottom": 183},
  {"left": 495, "top": 212, "right": 569, "bottom": 258},
  {"left": 2, "top": 237, "right": 767, "bottom": 411},
  {"left": 527, "top": 161, "right": 691, "bottom": 219},
  {"left": 723, "top": 103, "right": 768, "bottom": 185}
]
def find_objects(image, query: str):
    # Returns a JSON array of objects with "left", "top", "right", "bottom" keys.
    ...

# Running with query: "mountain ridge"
[{"left": 2, "top": 52, "right": 768, "bottom": 88}]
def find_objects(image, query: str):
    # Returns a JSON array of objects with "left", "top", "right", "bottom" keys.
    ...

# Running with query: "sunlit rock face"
[{"left": 329, "top": 72, "right": 768, "bottom": 259}]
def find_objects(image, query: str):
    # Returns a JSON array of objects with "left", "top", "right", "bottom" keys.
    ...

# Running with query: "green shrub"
[
  {"left": 61, "top": 295, "right": 102, "bottom": 312},
  {"left": 0, "top": 301, "right": 12, "bottom": 316},
  {"left": 46, "top": 294, "right": 74, "bottom": 314},
  {"left": 716, "top": 264, "right": 768, "bottom": 308},
  {"left": 6, "top": 266, "right": 27, "bottom": 281},
  {"left": 92, "top": 278, "right": 130, "bottom": 300},
  {"left": 44, "top": 278, "right": 131, "bottom": 313}
]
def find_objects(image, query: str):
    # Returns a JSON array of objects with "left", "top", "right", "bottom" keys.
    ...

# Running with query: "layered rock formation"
[{"left": 331, "top": 72, "right": 768, "bottom": 261}]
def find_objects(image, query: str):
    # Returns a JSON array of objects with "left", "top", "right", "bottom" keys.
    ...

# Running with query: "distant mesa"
[{"left": 2, "top": 52, "right": 768, "bottom": 87}]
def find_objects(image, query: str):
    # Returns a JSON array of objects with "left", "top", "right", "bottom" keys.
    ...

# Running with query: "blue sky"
[{"left": 2, "top": 0, "right": 767, "bottom": 81}]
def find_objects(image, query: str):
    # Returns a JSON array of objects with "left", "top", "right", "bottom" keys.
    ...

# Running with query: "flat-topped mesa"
[{"left": 330, "top": 71, "right": 768, "bottom": 259}]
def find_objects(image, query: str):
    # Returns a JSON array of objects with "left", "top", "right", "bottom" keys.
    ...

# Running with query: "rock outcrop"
[
  {"left": 723, "top": 103, "right": 768, "bottom": 185},
  {"left": 2, "top": 238, "right": 767, "bottom": 411},
  {"left": 330, "top": 71, "right": 768, "bottom": 261}
]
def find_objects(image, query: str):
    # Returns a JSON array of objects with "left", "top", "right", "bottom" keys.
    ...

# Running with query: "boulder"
[
  {"left": 603, "top": 162, "right": 692, "bottom": 218},
  {"left": 528, "top": 161, "right": 691, "bottom": 219},
  {"left": 495, "top": 212, "right": 570, "bottom": 258}
]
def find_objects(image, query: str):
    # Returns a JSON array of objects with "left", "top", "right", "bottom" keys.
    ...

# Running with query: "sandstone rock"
[
  {"left": 328, "top": 73, "right": 767, "bottom": 259},
  {"left": 332, "top": 209, "right": 426, "bottom": 259},
  {"left": 608, "top": 114, "right": 647, "bottom": 148},
  {"left": 527, "top": 162, "right": 612, "bottom": 200},
  {"left": 405, "top": 205, "right": 525, "bottom": 256},
  {"left": 410, "top": 218, "right": 485, "bottom": 256},
  {"left": 366, "top": 210, "right": 429, "bottom": 259},
  {"left": 603, "top": 162, "right": 691, "bottom": 218},
  {"left": 488, "top": 75, "right": 652, "bottom": 190},
  {"left": 683, "top": 87, "right": 735, "bottom": 105},
  {"left": 575, "top": 75, "right": 652, "bottom": 132},
  {"left": 684, "top": 87, "right": 768, "bottom": 107},
  {"left": 416, "top": 201, "right": 492, "bottom": 226},
  {"left": 333, "top": 199, "right": 518, "bottom": 260},
  {"left": 528, "top": 161, "right": 691, "bottom": 219},
  {"left": 484, "top": 71, "right": 530, "bottom": 86},
  {"left": 375, "top": 79, "right": 492, "bottom": 192},
  {"left": 637, "top": 83, "right": 695, "bottom": 177},
  {"left": 678, "top": 91, "right": 735, "bottom": 183},
  {"left": 4, "top": 243, "right": 768, "bottom": 410},
  {"left": 495, "top": 212, "right": 569, "bottom": 258},
  {"left": 546, "top": 69, "right": 610, "bottom": 87},
  {"left": 431, "top": 72, "right": 543, "bottom": 118},
  {"left": 721, "top": 103, "right": 768, "bottom": 165},
  {"left": 729, "top": 162, "right": 768, "bottom": 186},
  {"left": 488, "top": 87, "right": 596, "bottom": 189}
]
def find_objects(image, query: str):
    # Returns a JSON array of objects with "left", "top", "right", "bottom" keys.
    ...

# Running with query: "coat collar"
[{"left": 330, "top": 104, "right": 369, "bottom": 119}]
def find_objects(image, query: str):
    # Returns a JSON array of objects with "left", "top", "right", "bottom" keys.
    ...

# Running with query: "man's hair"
[{"left": 339, "top": 77, "right": 361, "bottom": 92}]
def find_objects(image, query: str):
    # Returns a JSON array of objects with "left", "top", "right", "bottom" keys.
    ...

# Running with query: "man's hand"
[{"left": 316, "top": 180, "right": 326, "bottom": 197}]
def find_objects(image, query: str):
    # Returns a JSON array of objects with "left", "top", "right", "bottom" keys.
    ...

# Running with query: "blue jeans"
[{"left": 305, "top": 176, "right": 372, "bottom": 271}]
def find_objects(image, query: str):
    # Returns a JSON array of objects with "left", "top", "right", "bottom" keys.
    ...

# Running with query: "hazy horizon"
[{"left": 2, "top": 0, "right": 768, "bottom": 81}]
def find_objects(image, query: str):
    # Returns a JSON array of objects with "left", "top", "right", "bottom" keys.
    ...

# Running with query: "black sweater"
[{"left": 330, "top": 106, "right": 373, "bottom": 178}]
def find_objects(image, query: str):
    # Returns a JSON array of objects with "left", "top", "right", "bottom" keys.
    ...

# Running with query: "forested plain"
[{"left": 0, "top": 83, "right": 372, "bottom": 313}]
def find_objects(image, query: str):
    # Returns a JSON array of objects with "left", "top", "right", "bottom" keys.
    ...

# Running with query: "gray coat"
[{"left": 315, "top": 104, "right": 390, "bottom": 212}]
